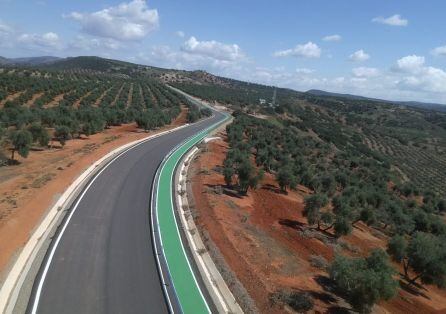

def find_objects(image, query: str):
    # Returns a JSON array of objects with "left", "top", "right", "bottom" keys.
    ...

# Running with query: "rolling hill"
[
  {"left": 0, "top": 56, "right": 61, "bottom": 66},
  {"left": 3, "top": 55, "right": 444, "bottom": 112},
  {"left": 306, "top": 89, "right": 446, "bottom": 112}
]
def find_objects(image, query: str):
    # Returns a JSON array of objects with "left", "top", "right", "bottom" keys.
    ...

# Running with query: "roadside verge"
[{"left": 174, "top": 142, "right": 243, "bottom": 314}]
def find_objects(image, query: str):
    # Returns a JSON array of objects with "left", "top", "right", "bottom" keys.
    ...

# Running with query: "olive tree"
[
  {"left": 276, "top": 164, "right": 297, "bottom": 192},
  {"left": 303, "top": 194, "right": 332, "bottom": 230},
  {"left": 8, "top": 129, "right": 32, "bottom": 160},
  {"left": 329, "top": 249, "right": 398, "bottom": 313},
  {"left": 28, "top": 123, "right": 50, "bottom": 147},
  {"left": 54, "top": 125, "right": 71, "bottom": 147},
  {"left": 387, "top": 232, "right": 446, "bottom": 287}
]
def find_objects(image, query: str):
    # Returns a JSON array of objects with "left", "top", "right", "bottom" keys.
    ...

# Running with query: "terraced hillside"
[
  {"left": 172, "top": 81, "right": 446, "bottom": 196},
  {"left": 0, "top": 64, "right": 210, "bottom": 164}
]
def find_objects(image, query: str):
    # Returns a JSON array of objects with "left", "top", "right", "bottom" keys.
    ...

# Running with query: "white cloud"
[
  {"left": 296, "top": 68, "right": 315, "bottom": 74},
  {"left": 175, "top": 30, "right": 185, "bottom": 38},
  {"left": 372, "top": 14, "right": 408, "bottom": 26},
  {"left": 395, "top": 55, "right": 425, "bottom": 73},
  {"left": 230, "top": 55, "right": 446, "bottom": 104},
  {"left": 349, "top": 49, "right": 370, "bottom": 62},
  {"left": 0, "top": 20, "right": 15, "bottom": 48},
  {"left": 274, "top": 41, "right": 321, "bottom": 58},
  {"left": 17, "top": 32, "right": 62, "bottom": 50},
  {"left": 431, "top": 45, "right": 446, "bottom": 57},
  {"left": 352, "top": 67, "right": 379, "bottom": 77},
  {"left": 140, "top": 42, "right": 246, "bottom": 74},
  {"left": 322, "top": 34, "right": 341, "bottom": 42},
  {"left": 68, "top": 35, "right": 122, "bottom": 51},
  {"left": 392, "top": 55, "right": 446, "bottom": 94},
  {"left": 0, "top": 21, "right": 13, "bottom": 35},
  {"left": 181, "top": 36, "right": 244, "bottom": 62},
  {"left": 144, "top": 51, "right": 446, "bottom": 104},
  {"left": 397, "top": 66, "right": 446, "bottom": 93},
  {"left": 65, "top": 0, "right": 159, "bottom": 41}
]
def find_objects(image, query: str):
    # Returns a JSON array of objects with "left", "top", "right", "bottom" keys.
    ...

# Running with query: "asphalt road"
[{"left": 27, "top": 110, "right": 225, "bottom": 314}]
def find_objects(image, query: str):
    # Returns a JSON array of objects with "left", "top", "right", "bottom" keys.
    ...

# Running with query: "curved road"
[{"left": 27, "top": 109, "right": 225, "bottom": 314}]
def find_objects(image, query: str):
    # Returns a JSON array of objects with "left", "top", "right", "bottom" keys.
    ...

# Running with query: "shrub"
[
  {"left": 309, "top": 254, "right": 328, "bottom": 269},
  {"left": 287, "top": 292, "right": 314, "bottom": 312},
  {"left": 270, "top": 291, "right": 314, "bottom": 313}
]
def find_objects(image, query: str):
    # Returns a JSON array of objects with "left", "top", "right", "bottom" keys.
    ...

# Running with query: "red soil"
[
  {"left": 127, "top": 83, "right": 133, "bottom": 108},
  {"left": 190, "top": 132, "right": 446, "bottom": 314},
  {"left": 0, "top": 91, "right": 25, "bottom": 107},
  {"left": 25, "top": 92, "right": 44, "bottom": 107},
  {"left": 111, "top": 84, "right": 125, "bottom": 106},
  {"left": 44, "top": 93, "right": 65, "bottom": 108},
  {"left": 73, "top": 90, "right": 93, "bottom": 108},
  {"left": 94, "top": 87, "right": 112, "bottom": 106}
]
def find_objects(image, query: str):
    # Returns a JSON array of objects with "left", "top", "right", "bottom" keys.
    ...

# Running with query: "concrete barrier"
[{"left": 173, "top": 115, "right": 242, "bottom": 313}]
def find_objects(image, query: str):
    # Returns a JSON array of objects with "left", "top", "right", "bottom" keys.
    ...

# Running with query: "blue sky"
[{"left": 1, "top": 0, "right": 446, "bottom": 104}]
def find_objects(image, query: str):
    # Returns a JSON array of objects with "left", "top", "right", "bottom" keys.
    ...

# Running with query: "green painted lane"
[{"left": 156, "top": 114, "right": 229, "bottom": 313}]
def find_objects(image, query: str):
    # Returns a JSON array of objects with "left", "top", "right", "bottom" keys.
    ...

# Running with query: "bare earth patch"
[
  {"left": 190, "top": 131, "right": 446, "bottom": 314},
  {"left": 43, "top": 93, "right": 65, "bottom": 108},
  {"left": 0, "top": 91, "right": 25, "bottom": 108},
  {"left": 25, "top": 92, "right": 44, "bottom": 107}
]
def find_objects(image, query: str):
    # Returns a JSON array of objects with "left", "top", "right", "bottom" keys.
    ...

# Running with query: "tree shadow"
[
  {"left": 352, "top": 223, "right": 366, "bottom": 232},
  {"left": 313, "top": 275, "right": 351, "bottom": 313},
  {"left": 307, "top": 290, "right": 337, "bottom": 304},
  {"left": 315, "top": 275, "right": 335, "bottom": 292},
  {"left": 326, "top": 306, "right": 350, "bottom": 314},
  {"left": 278, "top": 219, "right": 338, "bottom": 240},
  {"left": 278, "top": 218, "right": 305, "bottom": 231},
  {"left": 6, "top": 159, "right": 20, "bottom": 166},
  {"left": 30, "top": 147, "right": 45, "bottom": 152},
  {"left": 261, "top": 183, "right": 286, "bottom": 195},
  {"left": 399, "top": 280, "right": 430, "bottom": 299},
  {"left": 204, "top": 184, "right": 244, "bottom": 199}
]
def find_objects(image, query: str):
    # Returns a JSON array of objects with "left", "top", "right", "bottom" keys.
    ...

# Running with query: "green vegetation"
[
  {"left": 223, "top": 125, "right": 264, "bottom": 195},
  {"left": 187, "top": 106, "right": 212, "bottom": 123},
  {"left": 8, "top": 129, "right": 32, "bottom": 160},
  {"left": 28, "top": 123, "right": 50, "bottom": 147},
  {"left": 211, "top": 88, "right": 446, "bottom": 308},
  {"left": 303, "top": 193, "right": 331, "bottom": 230},
  {"left": 0, "top": 66, "right": 207, "bottom": 164},
  {"left": 220, "top": 112, "right": 446, "bottom": 243},
  {"left": 329, "top": 249, "right": 398, "bottom": 313},
  {"left": 388, "top": 233, "right": 446, "bottom": 287},
  {"left": 174, "top": 80, "right": 446, "bottom": 196}
]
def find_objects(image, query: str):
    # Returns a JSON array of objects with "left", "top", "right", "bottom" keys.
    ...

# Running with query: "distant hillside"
[
  {"left": 0, "top": 56, "right": 8, "bottom": 64},
  {"left": 39, "top": 56, "right": 182, "bottom": 80},
  {"left": 2, "top": 55, "right": 444, "bottom": 113},
  {"left": 306, "top": 89, "right": 446, "bottom": 112},
  {"left": 43, "top": 56, "right": 135, "bottom": 71},
  {"left": 0, "top": 56, "right": 61, "bottom": 66}
]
